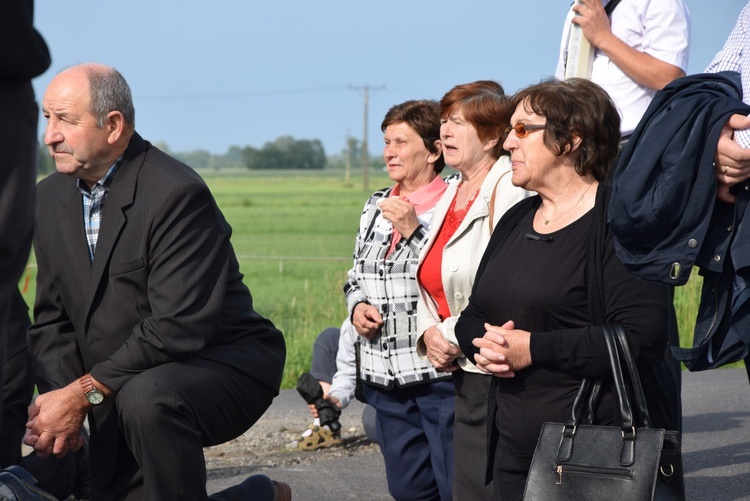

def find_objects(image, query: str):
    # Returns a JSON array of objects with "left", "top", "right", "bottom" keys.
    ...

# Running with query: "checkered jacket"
[{"left": 344, "top": 185, "right": 452, "bottom": 389}]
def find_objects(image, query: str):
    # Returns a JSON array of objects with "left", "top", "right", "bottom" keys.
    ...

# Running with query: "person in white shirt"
[
  {"left": 710, "top": 1, "right": 750, "bottom": 205},
  {"left": 556, "top": 0, "right": 690, "bottom": 139}
]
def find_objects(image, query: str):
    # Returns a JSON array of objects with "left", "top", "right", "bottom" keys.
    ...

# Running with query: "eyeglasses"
[{"left": 504, "top": 123, "right": 546, "bottom": 140}]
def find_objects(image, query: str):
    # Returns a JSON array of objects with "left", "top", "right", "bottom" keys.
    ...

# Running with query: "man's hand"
[
  {"left": 378, "top": 197, "right": 420, "bottom": 239},
  {"left": 571, "top": 0, "right": 685, "bottom": 90},
  {"left": 571, "top": 0, "right": 612, "bottom": 48},
  {"left": 423, "top": 325, "right": 460, "bottom": 372},
  {"left": 715, "top": 113, "right": 750, "bottom": 203},
  {"left": 24, "top": 381, "right": 89, "bottom": 458},
  {"left": 352, "top": 302, "right": 383, "bottom": 340}
]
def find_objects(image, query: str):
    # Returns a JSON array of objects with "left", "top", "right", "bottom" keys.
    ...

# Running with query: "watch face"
[{"left": 86, "top": 389, "right": 105, "bottom": 405}]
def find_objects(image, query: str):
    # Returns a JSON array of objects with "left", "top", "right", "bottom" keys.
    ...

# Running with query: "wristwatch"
[{"left": 79, "top": 375, "right": 105, "bottom": 405}]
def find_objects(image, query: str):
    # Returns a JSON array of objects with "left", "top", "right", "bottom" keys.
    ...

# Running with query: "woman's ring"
[{"left": 724, "top": 165, "right": 730, "bottom": 174}]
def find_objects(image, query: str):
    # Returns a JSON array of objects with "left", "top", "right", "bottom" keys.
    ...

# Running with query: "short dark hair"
[
  {"left": 439, "top": 80, "right": 510, "bottom": 159},
  {"left": 381, "top": 99, "right": 444, "bottom": 173},
  {"left": 86, "top": 67, "right": 135, "bottom": 128},
  {"left": 509, "top": 78, "right": 620, "bottom": 181}
]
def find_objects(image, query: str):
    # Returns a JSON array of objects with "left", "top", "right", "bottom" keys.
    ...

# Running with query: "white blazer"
[{"left": 416, "top": 156, "right": 532, "bottom": 373}]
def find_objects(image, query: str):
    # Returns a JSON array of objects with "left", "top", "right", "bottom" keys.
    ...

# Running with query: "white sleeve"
[{"left": 328, "top": 318, "right": 358, "bottom": 409}]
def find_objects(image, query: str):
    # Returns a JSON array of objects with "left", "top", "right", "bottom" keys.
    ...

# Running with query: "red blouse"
[{"left": 418, "top": 192, "right": 477, "bottom": 320}]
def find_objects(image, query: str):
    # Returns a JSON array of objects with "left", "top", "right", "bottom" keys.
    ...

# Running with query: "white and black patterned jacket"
[{"left": 344, "top": 184, "right": 453, "bottom": 389}]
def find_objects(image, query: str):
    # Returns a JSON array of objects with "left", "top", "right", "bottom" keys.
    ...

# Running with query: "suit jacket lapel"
[
  {"left": 84, "top": 133, "right": 145, "bottom": 318},
  {"left": 58, "top": 182, "right": 93, "bottom": 288}
]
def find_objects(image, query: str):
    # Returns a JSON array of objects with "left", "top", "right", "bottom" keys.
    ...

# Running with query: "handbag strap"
[
  {"left": 610, "top": 323, "right": 654, "bottom": 428},
  {"left": 559, "top": 324, "right": 637, "bottom": 466}
]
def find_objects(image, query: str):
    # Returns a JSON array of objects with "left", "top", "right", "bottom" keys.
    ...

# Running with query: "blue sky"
[{"left": 32, "top": 0, "right": 746, "bottom": 157}]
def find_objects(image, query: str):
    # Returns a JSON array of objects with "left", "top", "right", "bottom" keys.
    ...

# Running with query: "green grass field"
[{"left": 18, "top": 170, "right": 722, "bottom": 390}]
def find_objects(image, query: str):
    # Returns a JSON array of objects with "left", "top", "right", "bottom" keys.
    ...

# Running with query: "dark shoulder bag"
[{"left": 523, "top": 324, "right": 684, "bottom": 500}]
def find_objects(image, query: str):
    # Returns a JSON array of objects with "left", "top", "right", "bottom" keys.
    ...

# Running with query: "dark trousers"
[
  {"left": 89, "top": 357, "right": 276, "bottom": 501},
  {"left": 310, "top": 327, "right": 339, "bottom": 384},
  {"left": 0, "top": 292, "right": 33, "bottom": 468},
  {"left": 0, "top": 80, "right": 37, "bottom": 468},
  {"left": 453, "top": 370, "right": 493, "bottom": 501},
  {"left": 364, "top": 380, "right": 455, "bottom": 501}
]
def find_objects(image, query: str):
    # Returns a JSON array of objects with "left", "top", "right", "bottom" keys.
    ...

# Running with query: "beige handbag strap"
[{"left": 488, "top": 169, "right": 511, "bottom": 232}]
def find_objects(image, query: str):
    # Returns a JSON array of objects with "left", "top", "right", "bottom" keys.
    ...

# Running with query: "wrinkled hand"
[
  {"left": 571, "top": 0, "right": 612, "bottom": 48},
  {"left": 715, "top": 113, "right": 750, "bottom": 203},
  {"left": 378, "top": 197, "right": 420, "bottom": 239},
  {"left": 24, "top": 383, "right": 88, "bottom": 458},
  {"left": 472, "top": 321, "right": 531, "bottom": 378},
  {"left": 352, "top": 302, "right": 383, "bottom": 340},
  {"left": 423, "top": 325, "right": 461, "bottom": 372}
]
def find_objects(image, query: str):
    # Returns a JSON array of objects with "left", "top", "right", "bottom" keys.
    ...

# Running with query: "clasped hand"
[
  {"left": 472, "top": 321, "right": 532, "bottom": 377},
  {"left": 23, "top": 382, "right": 88, "bottom": 458}
]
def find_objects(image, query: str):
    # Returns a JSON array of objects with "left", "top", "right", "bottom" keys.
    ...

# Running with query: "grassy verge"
[{"left": 19, "top": 170, "right": 735, "bottom": 389}]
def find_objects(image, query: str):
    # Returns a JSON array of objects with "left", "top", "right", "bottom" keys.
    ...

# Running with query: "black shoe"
[{"left": 0, "top": 465, "right": 57, "bottom": 500}]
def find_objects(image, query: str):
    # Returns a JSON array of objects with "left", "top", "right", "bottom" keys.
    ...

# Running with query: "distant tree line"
[{"left": 36, "top": 134, "right": 385, "bottom": 174}]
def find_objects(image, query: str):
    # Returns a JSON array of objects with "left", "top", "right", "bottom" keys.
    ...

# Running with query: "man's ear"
[{"left": 105, "top": 111, "right": 126, "bottom": 144}]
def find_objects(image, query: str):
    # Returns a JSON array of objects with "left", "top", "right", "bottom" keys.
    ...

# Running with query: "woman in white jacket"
[{"left": 416, "top": 81, "right": 530, "bottom": 501}]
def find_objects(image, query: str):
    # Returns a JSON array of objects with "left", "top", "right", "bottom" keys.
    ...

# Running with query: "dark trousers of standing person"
[
  {"left": 0, "top": 80, "right": 38, "bottom": 468},
  {"left": 452, "top": 370, "right": 493, "bottom": 501},
  {"left": 0, "top": 291, "right": 33, "bottom": 468},
  {"left": 363, "top": 380, "right": 454, "bottom": 501},
  {"left": 87, "top": 356, "right": 277, "bottom": 500}
]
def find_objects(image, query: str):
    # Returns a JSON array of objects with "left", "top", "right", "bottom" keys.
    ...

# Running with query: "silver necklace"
[{"left": 541, "top": 183, "right": 593, "bottom": 225}]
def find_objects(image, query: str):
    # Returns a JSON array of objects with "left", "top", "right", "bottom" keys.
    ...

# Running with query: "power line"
[{"left": 137, "top": 86, "right": 347, "bottom": 101}]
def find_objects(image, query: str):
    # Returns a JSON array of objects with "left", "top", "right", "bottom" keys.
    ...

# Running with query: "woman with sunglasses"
[
  {"left": 415, "top": 80, "right": 530, "bottom": 500},
  {"left": 454, "top": 78, "right": 680, "bottom": 500}
]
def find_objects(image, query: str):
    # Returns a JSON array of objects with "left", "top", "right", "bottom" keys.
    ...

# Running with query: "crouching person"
[{"left": 24, "top": 63, "right": 287, "bottom": 500}]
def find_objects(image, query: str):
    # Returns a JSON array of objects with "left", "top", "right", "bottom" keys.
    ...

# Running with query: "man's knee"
[{"left": 116, "top": 374, "right": 189, "bottom": 432}]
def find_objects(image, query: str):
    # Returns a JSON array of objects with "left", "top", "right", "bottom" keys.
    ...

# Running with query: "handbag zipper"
[{"left": 556, "top": 464, "right": 633, "bottom": 485}]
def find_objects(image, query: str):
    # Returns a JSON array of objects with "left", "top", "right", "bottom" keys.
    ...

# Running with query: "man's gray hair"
[{"left": 88, "top": 67, "right": 135, "bottom": 128}]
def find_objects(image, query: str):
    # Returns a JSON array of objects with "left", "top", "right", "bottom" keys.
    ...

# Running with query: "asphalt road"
[{"left": 207, "top": 368, "right": 750, "bottom": 501}]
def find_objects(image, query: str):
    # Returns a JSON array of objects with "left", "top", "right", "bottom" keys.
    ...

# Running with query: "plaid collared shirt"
[
  {"left": 77, "top": 158, "right": 122, "bottom": 263},
  {"left": 344, "top": 186, "right": 452, "bottom": 389},
  {"left": 706, "top": 1, "right": 750, "bottom": 148}
]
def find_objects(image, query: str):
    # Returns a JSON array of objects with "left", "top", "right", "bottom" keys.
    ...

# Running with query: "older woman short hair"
[
  {"left": 344, "top": 99, "right": 456, "bottom": 501},
  {"left": 454, "top": 78, "right": 679, "bottom": 501},
  {"left": 508, "top": 77, "right": 620, "bottom": 180},
  {"left": 415, "top": 81, "right": 531, "bottom": 500}
]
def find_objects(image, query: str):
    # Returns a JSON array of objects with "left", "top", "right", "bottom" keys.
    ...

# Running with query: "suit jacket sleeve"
[
  {"left": 90, "top": 178, "right": 237, "bottom": 390},
  {"left": 28, "top": 231, "right": 85, "bottom": 392}
]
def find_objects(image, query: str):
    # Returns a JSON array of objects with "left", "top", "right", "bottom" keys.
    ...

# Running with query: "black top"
[
  {"left": 472, "top": 208, "right": 593, "bottom": 455},
  {"left": 456, "top": 185, "right": 679, "bottom": 471}
]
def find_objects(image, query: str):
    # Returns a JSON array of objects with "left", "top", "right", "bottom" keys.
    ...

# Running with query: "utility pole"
[
  {"left": 344, "top": 134, "right": 352, "bottom": 186},
  {"left": 350, "top": 84, "right": 385, "bottom": 193}
]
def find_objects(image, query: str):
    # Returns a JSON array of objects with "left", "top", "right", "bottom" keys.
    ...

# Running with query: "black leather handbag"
[{"left": 523, "top": 324, "right": 684, "bottom": 500}]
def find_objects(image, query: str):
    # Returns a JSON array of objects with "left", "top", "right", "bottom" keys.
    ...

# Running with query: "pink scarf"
[{"left": 386, "top": 175, "right": 448, "bottom": 257}]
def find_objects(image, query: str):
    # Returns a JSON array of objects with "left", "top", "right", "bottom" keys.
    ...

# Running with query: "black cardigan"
[{"left": 455, "top": 184, "right": 679, "bottom": 460}]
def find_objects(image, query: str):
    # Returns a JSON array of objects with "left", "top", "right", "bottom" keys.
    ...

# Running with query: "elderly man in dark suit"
[{"left": 24, "top": 63, "right": 287, "bottom": 500}]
